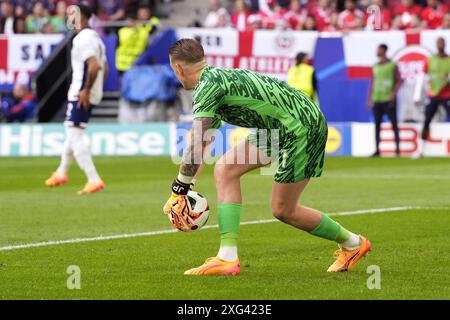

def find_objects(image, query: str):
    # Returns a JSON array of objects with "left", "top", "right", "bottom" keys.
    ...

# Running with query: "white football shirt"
[{"left": 68, "top": 28, "right": 107, "bottom": 105}]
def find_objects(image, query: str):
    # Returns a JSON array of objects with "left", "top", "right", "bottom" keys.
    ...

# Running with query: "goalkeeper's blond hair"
[{"left": 169, "top": 39, "right": 205, "bottom": 65}]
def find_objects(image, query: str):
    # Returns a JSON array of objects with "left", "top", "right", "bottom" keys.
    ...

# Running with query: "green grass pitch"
[{"left": 0, "top": 156, "right": 449, "bottom": 300}]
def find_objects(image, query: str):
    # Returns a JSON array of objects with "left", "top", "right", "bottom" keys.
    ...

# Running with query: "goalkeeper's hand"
[{"left": 163, "top": 179, "right": 192, "bottom": 231}]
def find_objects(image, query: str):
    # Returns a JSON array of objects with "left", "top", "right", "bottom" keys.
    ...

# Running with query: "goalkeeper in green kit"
[{"left": 163, "top": 39, "right": 371, "bottom": 275}]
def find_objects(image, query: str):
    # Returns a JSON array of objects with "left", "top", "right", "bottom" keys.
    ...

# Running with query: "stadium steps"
[
  {"left": 159, "top": 0, "right": 208, "bottom": 28},
  {"left": 91, "top": 0, "right": 211, "bottom": 123},
  {"left": 91, "top": 91, "right": 120, "bottom": 123}
]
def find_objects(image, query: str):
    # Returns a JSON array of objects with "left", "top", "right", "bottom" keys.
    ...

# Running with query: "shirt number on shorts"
[
  {"left": 280, "top": 150, "right": 288, "bottom": 168},
  {"left": 66, "top": 102, "right": 74, "bottom": 119}
]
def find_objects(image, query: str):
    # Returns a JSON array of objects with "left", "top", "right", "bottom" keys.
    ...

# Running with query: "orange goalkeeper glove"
[{"left": 163, "top": 179, "right": 192, "bottom": 232}]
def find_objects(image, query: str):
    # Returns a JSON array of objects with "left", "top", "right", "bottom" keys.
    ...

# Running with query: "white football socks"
[
  {"left": 65, "top": 126, "right": 101, "bottom": 183},
  {"left": 341, "top": 232, "right": 361, "bottom": 250},
  {"left": 56, "top": 133, "right": 73, "bottom": 175},
  {"left": 218, "top": 246, "right": 238, "bottom": 262}
]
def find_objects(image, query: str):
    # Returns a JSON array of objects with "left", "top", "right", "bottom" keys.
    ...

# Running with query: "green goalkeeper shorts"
[{"left": 246, "top": 116, "right": 328, "bottom": 184}]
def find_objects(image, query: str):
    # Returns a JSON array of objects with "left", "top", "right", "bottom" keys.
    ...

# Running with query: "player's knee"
[
  {"left": 214, "top": 163, "right": 226, "bottom": 181},
  {"left": 214, "top": 163, "right": 238, "bottom": 182},
  {"left": 271, "top": 201, "right": 295, "bottom": 221}
]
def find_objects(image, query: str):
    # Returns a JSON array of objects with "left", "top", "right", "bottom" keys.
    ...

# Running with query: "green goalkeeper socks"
[
  {"left": 217, "top": 205, "right": 359, "bottom": 257},
  {"left": 310, "top": 213, "right": 355, "bottom": 245},
  {"left": 218, "top": 203, "right": 241, "bottom": 247}
]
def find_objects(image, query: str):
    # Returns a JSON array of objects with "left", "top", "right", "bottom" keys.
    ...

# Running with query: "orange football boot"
[
  {"left": 77, "top": 180, "right": 104, "bottom": 195},
  {"left": 45, "top": 172, "right": 68, "bottom": 187},
  {"left": 327, "top": 235, "right": 371, "bottom": 272},
  {"left": 184, "top": 257, "right": 240, "bottom": 275}
]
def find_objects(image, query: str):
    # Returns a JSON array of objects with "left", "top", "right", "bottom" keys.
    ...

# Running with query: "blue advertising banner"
[
  {"left": 0, "top": 122, "right": 353, "bottom": 157},
  {"left": 174, "top": 123, "right": 253, "bottom": 159},
  {"left": 175, "top": 123, "right": 352, "bottom": 159}
]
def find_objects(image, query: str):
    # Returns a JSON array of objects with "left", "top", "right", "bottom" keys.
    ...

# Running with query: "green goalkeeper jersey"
[{"left": 192, "top": 66, "right": 325, "bottom": 136}]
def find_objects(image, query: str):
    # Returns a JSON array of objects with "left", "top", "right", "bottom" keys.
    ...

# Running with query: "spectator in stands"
[
  {"left": 115, "top": 6, "right": 159, "bottom": 74},
  {"left": 12, "top": 0, "right": 32, "bottom": 15},
  {"left": 303, "top": 15, "right": 318, "bottom": 30},
  {"left": 217, "top": 11, "right": 231, "bottom": 28},
  {"left": 137, "top": 4, "right": 154, "bottom": 21},
  {"left": 311, "top": 0, "right": 334, "bottom": 31},
  {"left": 257, "top": 0, "right": 272, "bottom": 13},
  {"left": 49, "top": 0, "right": 67, "bottom": 33},
  {"left": 97, "top": 0, "right": 125, "bottom": 21},
  {"left": 247, "top": 13, "right": 263, "bottom": 30},
  {"left": 405, "top": 13, "right": 424, "bottom": 30},
  {"left": 284, "top": 0, "right": 307, "bottom": 30},
  {"left": 14, "top": 2, "right": 26, "bottom": 21},
  {"left": 204, "top": 0, "right": 229, "bottom": 28},
  {"left": 441, "top": 12, "right": 450, "bottom": 29},
  {"left": 322, "top": 11, "right": 340, "bottom": 31},
  {"left": 0, "top": 83, "right": 35, "bottom": 123},
  {"left": 258, "top": 0, "right": 287, "bottom": 29},
  {"left": 421, "top": 0, "right": 448, "bottom": 29},
  {"left": 44, "top": 0, "right": 56, "bottom": 15},
  {"left": 338, "top": 0, "right": 365, "bottom": 31},
  {"left": 245, "top": 0, "right": 257, "bottom": 12},
  {"left": 0, "top": 0, "right": 25, "bottom": 34},
  {"left": 391, "top": 14, "right": 402, "bottom": 29},
  {"left": 393, "top": 0, "right": 421, "bottom": 29},
  {"left": 25, "top": 2, "right": 50, "bottom": 33},
  {"left": 276, "top": 0, "right": 291, "bottom": 8},
  {"left": 365, "top": 0, "right": 392, "bottom": 30},
  {"left": 231, "top": 0, "right": 252, "bottom": 31}
]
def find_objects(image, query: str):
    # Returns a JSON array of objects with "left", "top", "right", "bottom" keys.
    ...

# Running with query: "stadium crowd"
[
  {"left": 204, "top": 0, "right": 450, "bottom": 31},
  {"left": 0, "top": 0, "right": 159, "bottom": 34},
  {"left": 0, "top": 0, "right": 448, "bottom": 123},
  {"left": 0, "top": 0, "right": 449, "bottom": 34}
]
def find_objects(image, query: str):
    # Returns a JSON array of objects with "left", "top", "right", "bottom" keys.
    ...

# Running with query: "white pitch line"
[
  {"left": 328, "top": 206, "right": 423, "bottom": 216},
  {"left": 0, "top": 206, "right": 421, "bottom": 252}
]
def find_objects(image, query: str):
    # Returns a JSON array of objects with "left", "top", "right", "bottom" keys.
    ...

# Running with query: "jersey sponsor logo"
[
  {"left": 193, "top": 104, "right": 202, "bottom": 112},
  {"left": 275, "top": 167, "right": 288, "bottom": 175},
  {"left": 275, "top": 149, "right": 288, "bottom": 175}
]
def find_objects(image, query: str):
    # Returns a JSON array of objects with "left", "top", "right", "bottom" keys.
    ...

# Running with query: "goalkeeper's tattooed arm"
[
  {"left": 165, "top": 118, "right": 213, "bottom": 228},
  {"left": 179, "top": 117, "right": 214, "bottom": 183}
]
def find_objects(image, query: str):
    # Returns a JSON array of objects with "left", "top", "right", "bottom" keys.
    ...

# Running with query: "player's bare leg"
[
  {"left": 215, "top": 140, "right": 269, "bottom": 204},
  {"left": 271, "top": 179, "right": 321, "bottom": 230},
  {"left": 184, "top": 141, "right": 268, "bottom": 275},
  {"left": 271, "top": 180, "right": 371, "bottom": 272}
]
